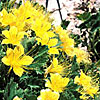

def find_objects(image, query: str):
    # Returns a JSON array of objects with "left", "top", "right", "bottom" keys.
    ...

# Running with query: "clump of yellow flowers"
[
  {"left": 38, "top": 57, "right": 69, "bottom": 100},
  {"left": 0, "top": 0, "right": 91, "bottom": 62},
  {"left": 0, "top": 1, "right": 59, "bottom": 77},
  {"left": 54, "top": 26, "right": 91, "bottom": 63},
  {"left": 74, "top": 70, "right": 99, "bottom": 99},
  {"left": 0, "top": 1, "right": 59, "bottom": 54},
  {"left": 0, "top": 0, "right": 95, "bottom": 100},
  {"left": 38, "top": 74, "right": 69, "bottom": 100}
]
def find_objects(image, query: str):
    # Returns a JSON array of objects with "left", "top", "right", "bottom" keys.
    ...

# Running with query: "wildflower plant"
[{"left": 0, "top": 0, "right": 99, "bottom": 100}]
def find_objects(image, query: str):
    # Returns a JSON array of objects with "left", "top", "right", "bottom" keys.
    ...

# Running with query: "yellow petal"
[
  {"left": 17, "top": 32, "right": 27, "bottom": 40},
  {"left": 14, "top": 45, "right": 24, "bottom": 58},
  {"left": 49, "top": 65, "right": 63, "bottom": 74},
  {"left": 36, "top": 38, "right": 41, "bottom": 45},
  {"left": 10, "top": 26, "right": 17, "bottom": 38},
  {"left": 48, "top": 48, "right": 59, "bottom": 54},
  {"left": 45, "top": 80, "right": 51, "bottom": 88},
  {"left": 53, "top": 58, "right": 58, "bottom": 67},
  {"left": 47, "top": 31, "right": 56, "bottom": 37},
  {"left": 6, "top": 48, "right": 13, "bottom": 56},
  {"left": 1, "top": 8, "right": 8, "bottom": 16},
  {"left": 13, "top": 96, "right": 22, "bottom": 100},
  {"left": 63, "top": 77, "right": 69, "bottom": 86},
  {"left": 19, "top": 55, "right": 33, "bottom": 65},
  {"left": 48, "top": 39, "right": 58, "bottom": 47},
  {"left": 41, "top": 34, "right": 49, "bottom": 45},
  {"left": 74, "top": 76, "right": 80, "bottom": 84},
  {"left": 1, "top": 39, "right": 10, "bottom": 44},
  {"left": 2, "top": 56, "right": 10, "bottom": 66},
  {"left": 13, "top": 66, "right": 24, "bottom": 77},
  {"left": 46, "top": 73, "right": 69, "bottom": 92},
  {"left": 2, "top": 30, "right": 10, "bottom": 39},
  {"left": 37, "top": 89, "right": 60, "bottom": 100}
]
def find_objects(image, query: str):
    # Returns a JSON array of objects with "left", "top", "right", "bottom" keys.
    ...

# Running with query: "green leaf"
[
  {"left": 4, "top": 78, "right": 24, "bottom": 100},
  {"left": 28, "top": 85, "right": 40, "bottom": 89},
  {"left": 33, "top": 46, "right": 48, "bottom": 60},
  {"left": 21, "top": 36, "right": 36, "bottom": 53},
  {"left": 25, "top": 94, "right": 37, "bottom": 100},
  {"left": 77, "top": 12, "right": 91, "bottom": 21},
  {"left": 60, "top": 90, "right": 77, "bottom": 100}
]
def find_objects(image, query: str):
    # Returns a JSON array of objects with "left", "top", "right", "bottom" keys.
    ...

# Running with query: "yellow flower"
[
  {"left": 0, "top": 9, "right": 16, "bottom": 26},
  {"left": 72, "top": 48, "right": 90, "bottom": 63},
  {"left": 45, "top": 73, "right": 69, "bottom": 92},
  {"left": 45, "top": 57, "right": 63, "bottom": 74},
  {"left": 31, "top": 12, "right": 59, "bottom": 54},
  {"left": 55, "top": 26, "right": 74, "bottom": 56},
  {"left": 83, "top": 86, "right": 98, "bottom": 98},
  {"left": 74, "top": 70, "right": 91, "bottom": 87},
  {"left": 37, "top": 89, "right": 60, "bottom": 100},
  {"left": 65, "top": 47, "right": 74, "bottom": 57},
  {"left": 36, "top": 33, "right": 59, "bottom": 54},
  {"left": 55, "top": 26, "right": 90, "bottom": 63},
  {"left": 2, "top": 45, "right": 33, "bottom": 77},
  {"left": 2, "top": 26, "right": 27, "bottom": 45},
  {"left": 0, "top": 1, "right": 35, "bottom": 31},
  {"left": 36, "top": 33, "right": 50, "bottom": 46},
  {"left": 13, "top": 96, "right": 22, "bottom": 100},
  {"left": 74, "top": 70, "right": 99, "bottom": 98},
  {"left": 31, "top": 18, "right": 51, "bottom": 37},
  {"left": 47, "top": 31, "right": 56, "bottom": 37}
]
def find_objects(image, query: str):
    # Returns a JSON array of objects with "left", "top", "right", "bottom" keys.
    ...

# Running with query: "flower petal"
[
  {"left": 48, "top": 39, "right": 58, "bottom": 47},
  {"left": 13, "top": 66, "right": 24, "bottom": 77},
  {"left": 53, "top": 58, "right": 58, "bottom": 67},
  {"left": 2, "top": 56, "right": 10, "bottom": 66},
  {"left": 1, "top": 39, "right": 10, "bottom": 44},
  {"left": 19, "top": 55, "right": 33, "bottom": 65},
  {"left": 48, "top": 48, "right": 59, "bottom": 54},
  {"left": 6, "top": 48, "right": 14, "bottom": 56},
  {"left": 17, "top": 31, "right": 27, "bottom": 40},
  {"left": 10, "top": 26, "right": 17, "bottom": 36},
  {"left": 2, "top": 30, "right": 10, "bottom": 39},
  {"left": 14, "top": 45, "right": 24, "bottom": 58}
]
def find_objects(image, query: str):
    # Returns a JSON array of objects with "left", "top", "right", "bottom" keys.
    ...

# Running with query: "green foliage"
[
  {"left": 0, "top": 1, "right": 100, "bottom": 100},
  {"left": 94, "top": 94, "right": 100, "bottom": 100},
  {"left": 60, "top": 90, "right": 77, "bottom": 100},
  {"left": 69, "top": 56, "right": 80, "bottom": 78},
  {"left": 0, "top": 34, "right": 49, "bottom": 99},
  {"left": 77, "top": 12, "right": 91, "bottom": 21},
  {"left": 78, "top": 10, "right": 100, "bottom": 61},
  {"left": 4, "top": 78, "right": 24, "bottom": 100},
  {"left": 0, "top": 44, "right": 5, "bottom": 59}
]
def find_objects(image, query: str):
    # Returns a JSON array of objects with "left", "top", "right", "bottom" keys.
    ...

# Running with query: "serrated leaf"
[{"left": 4, "top": 79, "right": 24, "bottom": 100}]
